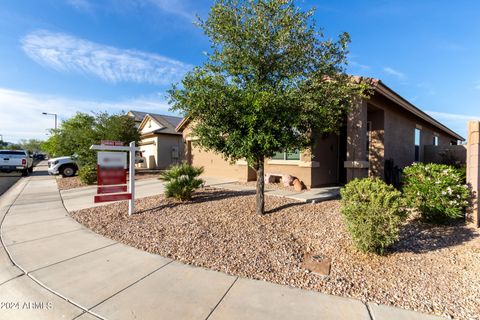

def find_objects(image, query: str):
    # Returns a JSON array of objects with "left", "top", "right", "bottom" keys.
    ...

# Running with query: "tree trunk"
[{"left": 256, "top": 157, "right": 265, "bottom": 215}]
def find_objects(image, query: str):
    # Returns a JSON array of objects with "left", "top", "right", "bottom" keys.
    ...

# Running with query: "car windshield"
[{"left": 0, "top": 151, "right": 25, "bottom": 155}]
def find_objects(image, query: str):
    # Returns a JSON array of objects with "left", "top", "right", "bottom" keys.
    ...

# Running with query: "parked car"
[
  {"left": 33, "top": 152, "right": 47, "bottom": 160},
  {"left": 0, "top": 150, "right": 34, "bottom": 176},
  {"left": 47, "top": 156, "right": 79, "bottom": 177}
]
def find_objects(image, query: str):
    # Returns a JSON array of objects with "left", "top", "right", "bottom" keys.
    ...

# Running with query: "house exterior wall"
[
  {"left": 139, "top": 136, "right": 158, "bottom": 169},
  {"left": 188, "top": 141, "right": 254, "bottom": 182},
  {"left": 155, "top": 134, "right": 184, "bottom": 169},
  {"left": 369, "top": 93, "right": 457, "bottom": 170},
  {"left": 424, "top": 145, "right": 467, "bottom": 165},
  {"left": 180, "top": 90, "right": 461, "bottom": 187},
  {"left": 139, "top": 134, "right": 183, "bottom": 169}
]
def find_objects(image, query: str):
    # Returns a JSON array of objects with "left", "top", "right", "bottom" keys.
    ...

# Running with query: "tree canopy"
[
  {"left": 169, "top": 0, "right": 368, "bottom": 214},
  {"left": 41, "top": 112, "right": 139, "bottom": 166}
]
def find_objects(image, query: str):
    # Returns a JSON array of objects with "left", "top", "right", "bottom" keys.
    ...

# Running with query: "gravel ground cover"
[
  {"left": 71, "top": 189, "right": 480, "bottom": 319},
  {"left": 56, "top": 173, "right": 161, "bottom": 190}
]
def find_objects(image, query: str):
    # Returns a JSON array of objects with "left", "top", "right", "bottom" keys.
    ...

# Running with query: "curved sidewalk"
[{"left": 0, "top": 165, "right": 443, "bottom": 320}]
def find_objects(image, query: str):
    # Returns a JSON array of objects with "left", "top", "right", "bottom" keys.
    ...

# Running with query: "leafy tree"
[
  {"left": 42, "top": 112, "right": 140, "bottom": 166},
  {"left": 169, "top": 0, "right": 367, "bottom": 214},
  {"left": 18, "top": 139, "right": 45, "bottom": 153}
]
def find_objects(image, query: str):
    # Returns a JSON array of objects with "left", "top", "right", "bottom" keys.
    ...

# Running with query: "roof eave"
[{"left": 374, "top": 81, "right": 464, "bottom": 141}]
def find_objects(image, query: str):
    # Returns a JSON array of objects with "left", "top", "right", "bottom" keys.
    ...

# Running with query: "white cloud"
[
  {"left": 147, "top": 0, "right": 196, "bottom": 20},
  {"left": 21, "top": 30, "right": 192, "bottom": 85},
  {"left": 426, "top": 110, "right": 480, "bottom": 139},
  {"left": 0, "top": 87, "right": 176, "bottom": 143},
  {"left": 66, "top": 0, "right": 92, "bottom": 11},
  {"left": 66, "top": 0, "right": 196, "bottom": 20},
  {"left": 474, "top": 82, "right": 480, "bottom": 90},
  {"left": 383, "top": 67, "right": 406, "bottom": 80}
]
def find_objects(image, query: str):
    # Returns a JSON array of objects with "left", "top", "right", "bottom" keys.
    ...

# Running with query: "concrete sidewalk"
[{"left": 0, "top": 165, "right": 444, "bottom": 320}]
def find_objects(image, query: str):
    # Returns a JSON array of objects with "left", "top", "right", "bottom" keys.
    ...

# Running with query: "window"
[
  {"left": 272, "top": 149, "right": 300, "bottom": 161},
  {"left": 414, "top": 128, "right": 421, "bottom": 162},
  {"left": 433, "top": 136, "right": 439, "bottom": 146}
]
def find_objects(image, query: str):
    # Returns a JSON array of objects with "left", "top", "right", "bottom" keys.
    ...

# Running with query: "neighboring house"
[
  {"left": 176, "top": 78, "right": 464, "bottom": 188},
  {"left": 128, "top": 111, "right": 184, "bottom": 169},
  {"left": 127, "top": 110, "right": 149, "bottom": 128}
]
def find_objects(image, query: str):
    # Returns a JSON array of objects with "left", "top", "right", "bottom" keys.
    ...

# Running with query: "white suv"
[{"left": 47, "top": 156, "right": 78, "bottom": 177}]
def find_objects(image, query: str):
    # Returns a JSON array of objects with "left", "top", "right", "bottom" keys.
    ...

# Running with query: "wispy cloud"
[
  {"left": 426, "top": 110, "right": 480, "bottom": 139},
  {"left": 66, "top": 0, "right": 92, "bottom": 11},
  {"left": 66, "top": 0, "right": 196, "bottom": 20},
  {"left": 349, "top": 60, "right": 370, "bottom": 70},
  {"left": 474, "top": 81, "right": 480, "bottom": 90},
  {"left": 147, "top": 0, "right": 196, "bottom": 20},
  {"left": 21, "top": 30, "right": 192, "bottom": 85},
  {"left": 0, "top": 87, "right": 175, "bottom": 142},
  {"left": 383, "top": 67, "right": 406, "bottom": 80}
]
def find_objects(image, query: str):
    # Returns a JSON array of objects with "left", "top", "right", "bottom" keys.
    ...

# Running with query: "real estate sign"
[{"left": 90, "top": 141, "right": 139, "bottom": 215}]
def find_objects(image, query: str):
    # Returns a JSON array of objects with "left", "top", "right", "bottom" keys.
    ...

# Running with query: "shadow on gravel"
[
  {"left": 265, "top": 201, "right": 306, "bottom": 214},
  {"left": 392, "top": 219, "right": 479, "bottom": 254},
  {"left": 136, "top": 189, "right": 256, "bottom": 215}
]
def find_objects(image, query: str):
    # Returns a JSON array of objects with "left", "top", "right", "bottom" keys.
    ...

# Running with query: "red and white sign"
[
  {"left": 94, "top": 193, "right": 132, "bottom": 203},
  {"left": 97, "top": 151, "right": 127, "bottom": 169},
  {"left": 101, "top": 140, "right": 124, "bottom": 146},
  {"left": 90, "top": 141, "right": 138, "bottom": 215}
]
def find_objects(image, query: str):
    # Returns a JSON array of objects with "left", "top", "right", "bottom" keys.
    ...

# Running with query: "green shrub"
[
  {"left": 78, "top": 165, "right": 97, "bottom": 185},
  {"left": 159, "top": 164, "right": 204, "bottom": 201},
  {"left": 402, "top": 163, "right": 470, "bottom": 223},
  {"left": 340, "top": 178, "right": 407, "bottom": 254}
]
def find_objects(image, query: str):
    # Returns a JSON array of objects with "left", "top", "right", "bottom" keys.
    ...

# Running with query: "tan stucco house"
[
  {"left": 128, "top": 111, "right": 183, "bottom": 169},
  {"left": 176, "top": 79, "right": 464, "bottom": 188}
]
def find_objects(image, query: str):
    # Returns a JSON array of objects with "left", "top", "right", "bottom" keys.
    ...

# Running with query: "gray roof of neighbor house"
[
  {"left": 128, "top": 110, "right": 183, "bottom": 135},
  {"left": 129, "top": 111, "right": 146, "bottom": 122}
]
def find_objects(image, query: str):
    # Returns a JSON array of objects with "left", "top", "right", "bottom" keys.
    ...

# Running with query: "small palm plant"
[{"left": 159, "top": 163, "right": 204, "bottom": 201}]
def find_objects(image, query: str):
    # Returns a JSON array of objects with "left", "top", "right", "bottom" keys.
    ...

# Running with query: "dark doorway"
[{"left": 338, "top": 123, "right": 347, "bottom": 184}]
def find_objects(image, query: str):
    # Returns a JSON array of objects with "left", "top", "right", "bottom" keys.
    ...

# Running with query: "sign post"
[
  {"left": 90, "top": 141, "right": 139, "bottom": 216},
  {"left": 128, "top": 141, "right": 135, "bottom": 216}
]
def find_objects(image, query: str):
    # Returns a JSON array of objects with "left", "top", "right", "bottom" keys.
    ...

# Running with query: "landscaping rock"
[
  {"left": 71, "top": 189, "right": 480, "bottom": 320},
  {"left": 282, "top": 174, "right": 295, "bottom": 187},
  {"left": 302, "top": 253, "right": 331, "bottom": 276},
  {"left": 293, "top": 178, "right": 306, "bottom": 191}
]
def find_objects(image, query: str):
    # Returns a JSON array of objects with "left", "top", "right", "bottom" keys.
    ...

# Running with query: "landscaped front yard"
[
  {"left": 71, "top": 188, "right": 480, "bottom": 319},
  {"left": 56, "top": 172, "right": 161, "bottom": 190}
]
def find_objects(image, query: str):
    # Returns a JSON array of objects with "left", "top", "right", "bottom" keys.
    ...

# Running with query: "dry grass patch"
[{"left": 71, "top": 188, "right": 480, "bottom": 319}]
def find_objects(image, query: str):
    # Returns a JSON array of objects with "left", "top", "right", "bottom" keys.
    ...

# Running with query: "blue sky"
[{"left": 0, "top": 0, "right": 479, "bottom": 142}]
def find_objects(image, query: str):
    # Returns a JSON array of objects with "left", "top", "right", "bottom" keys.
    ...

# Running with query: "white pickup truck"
[{"left": 0, "top": 150, "right": 34, "bottom": 176}]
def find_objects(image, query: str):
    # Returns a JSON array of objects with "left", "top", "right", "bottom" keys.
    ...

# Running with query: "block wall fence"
[{"left": 467, "top": 121, "right": 480, "bottom": 227}]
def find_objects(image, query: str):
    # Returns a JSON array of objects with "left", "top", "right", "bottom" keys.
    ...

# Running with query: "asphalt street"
[{"left": 0, "top": 172, "right": 22, "bottom": 196}]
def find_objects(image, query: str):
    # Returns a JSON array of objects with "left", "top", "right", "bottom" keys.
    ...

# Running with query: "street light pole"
[{"left": 42, "top": 112, "right": 58, "bottom": 130}]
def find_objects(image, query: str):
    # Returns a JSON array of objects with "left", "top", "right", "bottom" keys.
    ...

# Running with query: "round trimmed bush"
[
  {"left": 402, "top": 163, "right": 470, "bottom": 223},
  {"left": 78, "top": 164, "right": 97, "bottom": 185},
  {"left": 340, "top": 178, "right": 407, "bottom": 254}
]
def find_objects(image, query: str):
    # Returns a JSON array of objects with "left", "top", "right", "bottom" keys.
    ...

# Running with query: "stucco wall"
[
  {"left": 156, "top": 134, "right": 183, "bottom": 169},
  {"left": 139, "top": 136, "right": 158, "bottom": 169},
  {"left": 188, "top": 142, "right": 253, "bottom": 182},
  {"left": 424, "top": 145, "right": 467, "bottom": 165},
  {"left": 311, "top": 134, "right": 339, "bottom": 187},
  {"left": 370, "top": 93, "right": 457, "bottom": 169}
]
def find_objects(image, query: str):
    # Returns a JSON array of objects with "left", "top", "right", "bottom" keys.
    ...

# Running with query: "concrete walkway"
[{"left": 0, "top": 165, "right": 444, "bottom": 320}]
